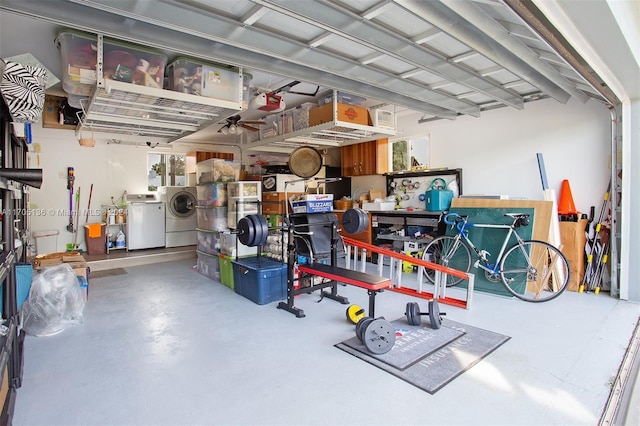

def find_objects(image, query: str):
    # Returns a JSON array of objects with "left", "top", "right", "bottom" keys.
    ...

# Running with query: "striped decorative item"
[{"left": 0, "top": 60, "right": 47, "bottom": 123}]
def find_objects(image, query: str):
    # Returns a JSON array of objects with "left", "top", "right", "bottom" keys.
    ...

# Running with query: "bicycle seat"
[{"left": 505, "top": 213, "right": 530, "bottom": 228}]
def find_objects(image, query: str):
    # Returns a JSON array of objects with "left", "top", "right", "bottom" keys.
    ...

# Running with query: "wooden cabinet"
[
  {"left": 341, "top": 138, "right": 389, "bottom": 176},
  {"left": 188, "top": 151, "right": 234, "bottom": 163},
  {"left": 261, "top": 192, "right": 303, "bottom": 215}
]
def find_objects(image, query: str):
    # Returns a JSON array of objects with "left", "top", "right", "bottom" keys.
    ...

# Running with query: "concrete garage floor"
[{"left": 12, "top": 256, "right": 640, "bottom": 425}]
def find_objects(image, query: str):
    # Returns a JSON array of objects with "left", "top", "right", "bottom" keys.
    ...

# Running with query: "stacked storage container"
[
  {"left": 223, "top": 181, "right": 264, "bottom": 288},
  {"left": 195, "top": 166, "right": 231, "bottom": 282},
  {"left": 227, "top": 181, "right": 261, "bottom": 229}
]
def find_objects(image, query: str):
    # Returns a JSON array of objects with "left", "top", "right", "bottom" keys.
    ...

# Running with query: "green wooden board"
[{"left": 445, "top": 207, "right": 535, "bottom": 297}]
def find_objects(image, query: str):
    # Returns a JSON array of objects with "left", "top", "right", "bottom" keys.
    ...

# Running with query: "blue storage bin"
[
  {"left": 1, "top": 263, "right": 33, "bottom": 315},
  {"left": 15, "top": 263, "right": 33, "bottom": 311},
  {"left": 233, "top": 257, "right": 286, "bottom": 305}
]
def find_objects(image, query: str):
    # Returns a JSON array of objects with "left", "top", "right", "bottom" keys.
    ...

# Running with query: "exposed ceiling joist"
[{"left": 0, "top": 0, "right": 611, "bottom": 147}]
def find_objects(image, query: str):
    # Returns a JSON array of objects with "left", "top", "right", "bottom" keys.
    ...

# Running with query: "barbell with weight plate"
[
  {"left": 236, "top": 208, "right": 369, "bottom": 248},
  {"left": 355, "top": 316, "right": 396, "bottom": 355},
  {"left": 405, "top": 300, "right": 445, "bottom": 329}
]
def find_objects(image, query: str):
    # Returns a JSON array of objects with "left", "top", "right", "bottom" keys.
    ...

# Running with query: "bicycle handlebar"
[{"left": 443, "top": 212, "right": 461, "bottom": 225}]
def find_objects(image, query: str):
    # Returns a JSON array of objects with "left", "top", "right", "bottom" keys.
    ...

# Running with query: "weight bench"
[{"left": 297, "top": 263, "right": 392, "bottom": 317}]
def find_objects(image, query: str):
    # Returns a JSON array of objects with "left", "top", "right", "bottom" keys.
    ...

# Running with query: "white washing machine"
[
  {"left": 159, "top": 186, "right": 197, "bottom": 247},
  {"left": 126, "top": 193, "right": 166, "bottom": 250}
]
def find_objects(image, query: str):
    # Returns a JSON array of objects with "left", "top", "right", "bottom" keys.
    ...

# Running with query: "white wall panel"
[{"left": 396, "top": 97, "right": 611, "bottom": 211}]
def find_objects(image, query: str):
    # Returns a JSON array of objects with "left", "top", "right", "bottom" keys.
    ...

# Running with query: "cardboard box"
[
  {"left": 42, "top": 94, "right": 76, "bottom": 130},
  {"left": 308, "top": 102, "right": 370, "bottom": 127},
  {"left": 369, "top": 189, "right": 386, "bottom": 200},
  {"left": 290, "top": 194, "right": 334, "bottom": 214},
  {"left": 559, "top": 219, "right": 587, "bottom": 291},
  {"left": 33, "top": 252, "right": 89, "bottom": 281},
  {"left": 291, "top": 200, "right": 334, "bottom": 214}
]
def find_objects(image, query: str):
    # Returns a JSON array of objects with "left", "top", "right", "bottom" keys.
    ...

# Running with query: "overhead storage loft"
[
  {"left": 243, "top": 118, "right": 397, "bottom": 152},
  {"left": 78, "top": 79, "right": 244, "bottom": 144},
  {"left": 77, "top": 75, "right": 397, "bottom": 148},
  {"left": 68, "top": 34, "right": 397, "bottom": 149}
]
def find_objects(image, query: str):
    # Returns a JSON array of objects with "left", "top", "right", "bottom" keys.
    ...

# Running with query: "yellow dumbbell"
[{"left": 345, "top": 304, "right": 366, "bottom": 324}]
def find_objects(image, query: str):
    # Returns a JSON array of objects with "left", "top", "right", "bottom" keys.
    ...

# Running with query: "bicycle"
[{"left": 421, "top": 212, "right": 569, "bottom": 302}]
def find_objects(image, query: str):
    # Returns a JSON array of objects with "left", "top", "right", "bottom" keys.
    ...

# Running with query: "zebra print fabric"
[{"left": 0, "top": 60, "right": 47, "bottom": 123}]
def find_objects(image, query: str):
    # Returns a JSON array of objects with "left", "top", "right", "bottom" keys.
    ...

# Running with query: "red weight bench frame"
[{"left": 297, "top": 263, "right": 392, "bottom": 317}]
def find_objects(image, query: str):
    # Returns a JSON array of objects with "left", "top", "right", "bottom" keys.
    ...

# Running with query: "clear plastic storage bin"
[
  {"left": 293, "top": 103, "right": 315, "bottom": 131},
  {"left": 196, "top": 206, "right": 228, "bottom": 231},
  {"left": 319, "top": 90, "right": 367, "bottom": 106},
  {"left": 228, "top": 196, "right": 260, "bottom": 228},
  {"left": 197, "top": 229, "right": 221, "bottom": 254},
  {"left": 165, "top": 57, "right": 242, "bottom": 102},
  {"left": 196, "top": 159, "right": 240, "bottom": 184},
  {"left": 219, "top": 231, "right": 259, "bottom": 258},
  {"left": 242, "top": 73, "right": 253, "bottom": 110},
  {"left": 196, "top": 250, "right": 220, "bottom": 281},
  {"left": 56, "top": 29, "right": 167, "bottom": 96},
  {"left": 196, "top": 183, "right": 227, "bottom": 207},
  {"left": 227, "top": 181, "right": 261, "bottom": 198}
]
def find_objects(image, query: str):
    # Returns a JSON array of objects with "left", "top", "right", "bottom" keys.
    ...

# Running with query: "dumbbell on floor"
[
  {"left": 354, "top": 316, "right": 396, "bottom": 355},
  {"left": 405, "top": 300, "right": 445, "bottom": 329},
  {"left": 345, "top": 304, "right": 366, "bottom": 324}
]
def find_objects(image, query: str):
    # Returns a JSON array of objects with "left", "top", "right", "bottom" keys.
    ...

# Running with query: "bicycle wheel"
[
  {"left": 500, "top": 240, "right": 570, "bottom": 302},
  {"left": 422, "top": 236, "right": 472, "bottom": 287}
]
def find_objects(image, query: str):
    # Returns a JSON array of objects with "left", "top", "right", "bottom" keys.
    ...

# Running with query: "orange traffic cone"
[{"left": 558, "top": 179, "right": 578, "bottom": 215}]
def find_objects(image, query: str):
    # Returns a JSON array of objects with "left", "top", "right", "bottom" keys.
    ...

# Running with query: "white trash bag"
[{"left": 22, "top": 263, "right": 85, "bottom": 337}]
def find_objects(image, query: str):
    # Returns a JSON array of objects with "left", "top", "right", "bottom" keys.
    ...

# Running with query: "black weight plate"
[
  {"left": 362, "top": 318, "right": 396, "bottom": 355},
  {"left": 237, "top": 216, "right": 255, "bottom": 246},
  {"left": 356, "top": 317, "right": 374, "bottom": 342},
  {"left": 346, "top": 305, "right": 366, "bottom": 324},
  {"left": 246, "top": 215, "right": 260, "bottom": 247},
  {"left": 406, "top": 302, "right": 421, "bottom": 326},
  {"left": 428, "top": 299, "right": 442, "bottom": 330},
  {"left": 342, "top": 208, "right": 367, "bottom": 234},
  {"left": 357, "top": 208, "right": 369, "bottom": 233},
  {"left": 252, "top": 214, "right": 269, "bottom": 246}
]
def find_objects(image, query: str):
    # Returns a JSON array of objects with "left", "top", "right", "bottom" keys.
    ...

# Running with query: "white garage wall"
[
  {"left": 395, "top": 97, "right": 611, "bottom": 211},
  {"left": 25, "top": 127, "right": 155, "bottom": 253}
]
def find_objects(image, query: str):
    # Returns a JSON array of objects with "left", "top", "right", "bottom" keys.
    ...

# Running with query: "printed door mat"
[{"left": 335, "top": 318, "right": 510, "bottom": 394}]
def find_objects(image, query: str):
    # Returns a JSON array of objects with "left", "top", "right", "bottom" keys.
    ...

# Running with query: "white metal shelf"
[
  {"left": 77, "top": 80, "right": 243, "bottom": 143},
  {"left": 243, "top": 119, "right": 396, "bottom": 152}
]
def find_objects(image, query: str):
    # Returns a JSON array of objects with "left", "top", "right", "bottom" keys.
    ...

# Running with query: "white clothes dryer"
[{"left": 159, "top": 186, "right": 197, "bottom": 247}]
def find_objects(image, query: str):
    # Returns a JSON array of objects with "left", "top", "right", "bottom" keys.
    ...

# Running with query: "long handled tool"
[
  {"left": 579, "top": 180, "right": 611, "bottom": 292},
  {"left": 66, "top": 167, "right": 75, "bottom": 232},
  {"left": 84, "top": 183, "right": 94, "bottom": 224},
  {"left": 592, "top": 230, "right": 610, "bottom": 294},
  {"left": 72, "top": 187, "right": 81, "bottom": 249}
]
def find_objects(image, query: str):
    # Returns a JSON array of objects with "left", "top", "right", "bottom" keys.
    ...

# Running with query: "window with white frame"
[
  {"left": 389, "top": 136, "right": 430, "bottom": 171},
  {"left": 148, "top": 154, "right": 187, "bottom": 191}
]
